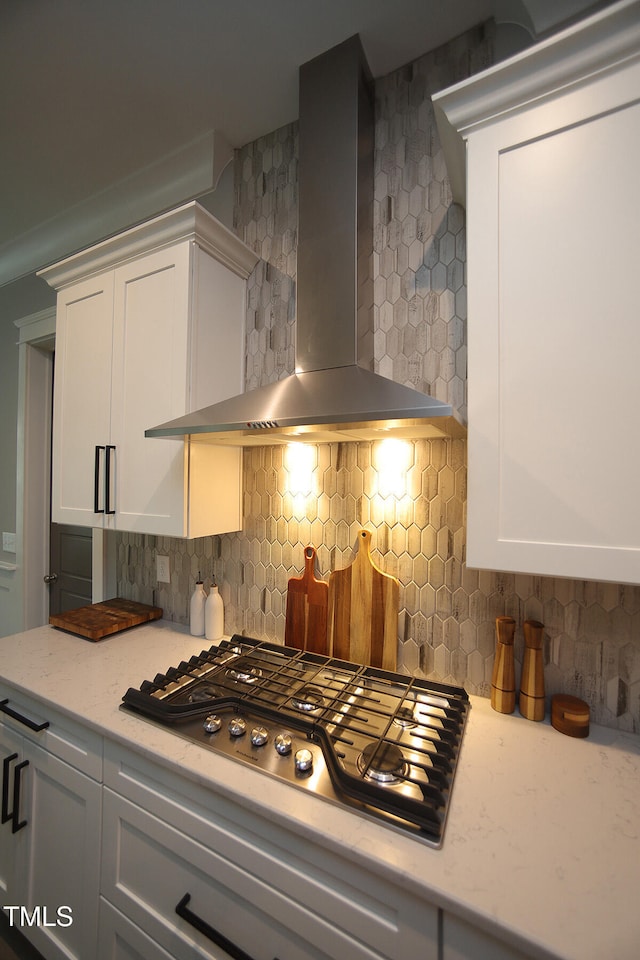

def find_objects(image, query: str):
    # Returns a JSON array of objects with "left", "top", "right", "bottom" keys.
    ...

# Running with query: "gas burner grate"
[{"left": 122, "top": 635, "right": 470, "bottom": 846}]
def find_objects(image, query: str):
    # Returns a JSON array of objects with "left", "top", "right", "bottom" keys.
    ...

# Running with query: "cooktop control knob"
[
  {"left": 294, "top": 747, "right": 313, "bottom": 773},
  {"left": 203, "top": 715, "right": 222, "bottom": 734},
  {"left": 274, "top": 732, "right": 293, "bottom": 756},
  {"left": 228, "top": 717, "right": 246, "bottom": 737},
  {"left": 250, "top": 725, "right": 269, "bottom": 747}
]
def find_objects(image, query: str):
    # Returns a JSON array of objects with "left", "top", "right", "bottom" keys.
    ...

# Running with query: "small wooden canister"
[
  {"left": 551, "top": 694, "right": 590, "bottom": 738},
  {"left": 519, "top": 619, "right": 545, "bottom": 721},
  {"left": 490, "top": 616, "right": 516, "bottom": 714}
]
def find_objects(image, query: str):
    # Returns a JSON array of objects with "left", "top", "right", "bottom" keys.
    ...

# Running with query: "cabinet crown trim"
[
  {"left": 38, "top": 201, "right": 259, "bottom": 290},
  {"left": 433, "top": 0, "right": 640, "bottom": 203}
]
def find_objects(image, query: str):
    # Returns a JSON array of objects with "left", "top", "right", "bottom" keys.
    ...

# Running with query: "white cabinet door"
[
  {"left": 109, "top": 242, "right": 243, "bottom": 537},
  {"left": 52, "top": 272, "right": 114, "bottom": 526},
  {"left": 51, "top": 244, "right": 192, "bottom": 536},
  {"left": 0, "top": 723, "right": 26, "bottom": 904},
  {"left": 18, "top": 739, "right": 102, "bottom": 960},
  {"left": 467, "top": 87, "right": 640, "bottom": 584},
  {"left": 0, "top": 688, "right": 103, "bottom": 960},
  {"left": 435, "top": 6, "right": 640, "bottom": 583},
  {"left": 110, "top": 244, "right": 193, "bottom": 536}
]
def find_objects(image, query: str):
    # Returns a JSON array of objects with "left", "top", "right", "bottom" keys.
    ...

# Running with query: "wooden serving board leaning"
[
  {"left": 284, "top": 546, "right": 329, "bottom": 654},
  {"left": 328, "top": 529, "right": 399, "bottom": 671}
]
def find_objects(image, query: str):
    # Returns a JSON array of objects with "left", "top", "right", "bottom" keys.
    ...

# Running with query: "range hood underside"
[
  {"left": 146, "top": 365, "right": 465, "bottom": 446},
  {"left": 146, "top": 37, "right": 466, "bottom": 449}
]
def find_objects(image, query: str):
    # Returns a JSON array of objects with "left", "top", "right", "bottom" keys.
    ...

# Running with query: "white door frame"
[{"left": 15, "top": 309, "right": 112, "bottom": 631}]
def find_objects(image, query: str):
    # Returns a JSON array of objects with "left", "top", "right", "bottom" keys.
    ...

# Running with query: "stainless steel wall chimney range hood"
[{"left": 146, "top": 35, "right": 465, "bottom": 446}]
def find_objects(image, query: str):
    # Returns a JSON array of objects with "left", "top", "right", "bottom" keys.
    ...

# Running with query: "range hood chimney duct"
[
  {"left": 146, "top": 36, "right": 464, "bottom": 445},
  {"left": 296, "top": 35, "right": 374, "bottom": 376}
]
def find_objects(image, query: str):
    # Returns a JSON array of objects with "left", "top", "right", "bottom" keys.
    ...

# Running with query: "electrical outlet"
[
  {"left": 156, "top": 555, "right": 170, "bottom": 583},
  {"left": 2, "top": 532, "right": 16, "bottom": 553}
]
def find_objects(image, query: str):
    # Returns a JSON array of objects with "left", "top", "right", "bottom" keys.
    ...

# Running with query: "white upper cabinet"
[
  {"left": 433, "top": 0, "right": 640, "bottom": 585},
  {"left": 40, "top": 202, "right": 258, "bottom": 538}
]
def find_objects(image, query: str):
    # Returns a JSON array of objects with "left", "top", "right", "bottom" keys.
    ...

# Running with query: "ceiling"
[{"left": 0, "top": 0, "right": 611, "bottom": 309}]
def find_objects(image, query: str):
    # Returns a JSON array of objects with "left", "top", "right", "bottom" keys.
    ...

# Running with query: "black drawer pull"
[
  {"left": 0, "top": 700, "right": 50, "bottom": 732},
  {"left": 12, "top": 760, "right": 28, "bottom": 833},
  {"left": 176, "top": 893, "right": 268, "bottom": 960},
  {"left": 94, "top": 445, "right": 105, "bottom": 514},
  {"left": 2, "top": 753, "right": 18, "bottom": 824},
  {"left": 1, "top": 754, "right": 28, "bottom": 832},
  {"left": 105, "top": 444, "right": 116, "bottom": 515}
]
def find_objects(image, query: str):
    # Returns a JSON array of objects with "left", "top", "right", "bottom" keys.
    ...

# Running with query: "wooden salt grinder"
[
  {"left": 519, "top": 619, "right": 545, "bottom": 721},
  {"left": 490, "top": 616, "right": 516, "bottom": 714}
]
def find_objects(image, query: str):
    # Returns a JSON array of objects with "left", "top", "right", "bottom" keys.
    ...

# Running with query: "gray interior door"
[{"left": 47, "top": 524, "right": 93, "bottom": 616}]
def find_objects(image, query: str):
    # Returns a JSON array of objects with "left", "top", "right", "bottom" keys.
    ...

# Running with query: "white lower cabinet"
[
  {"left": 100, "top": 741, "right": 439, "bottom": 960},
  {"left": 0, "top": 692, "right": 542, "bottom": 960},
  {"left": 0, "top": 688, "right": 102, "bottom": 960},
  {"left": 102, "top": 788, "right": 356, "bottom": 960}
]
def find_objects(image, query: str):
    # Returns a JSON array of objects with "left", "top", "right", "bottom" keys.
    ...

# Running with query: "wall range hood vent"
[{"left": 146, "top": 35, "right": 465, "bottom": 446}]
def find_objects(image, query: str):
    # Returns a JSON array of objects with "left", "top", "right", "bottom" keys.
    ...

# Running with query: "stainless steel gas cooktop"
[{"left": 122, "top": 635, "right": 470, "bottom": 847}]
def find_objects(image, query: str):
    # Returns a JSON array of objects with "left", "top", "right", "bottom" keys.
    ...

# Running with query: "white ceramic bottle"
[
  {"left": 205, "top": 582, "right": 224, "bottom": 641},
  {"left": 189, "top": 577, "right": 206, "bottom": 636}
]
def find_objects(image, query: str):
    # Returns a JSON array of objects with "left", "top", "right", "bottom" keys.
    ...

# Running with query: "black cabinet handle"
[
  {"left": 105, "top": 444, "right": 116, "bottom": 515},
  {"left": 11, "top": 760, "right": 28, "bottom": 833},
  {"left": 2, "top": 753, "right": 18, "bottom": 824},
  {"left": 94, "top": 445, "right": 105, "bottom": 514},
  {"left": 1, "top": 754, "right": 28, "bottom": 832},
  {"left": 0, "top": 700, "right": 49, "bottom": 732},
  {"left": 176, "top": 893, "right": 265, "bottom": 960}
]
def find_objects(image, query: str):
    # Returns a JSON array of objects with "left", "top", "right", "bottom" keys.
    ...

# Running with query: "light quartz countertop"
[{"left": 1, "top": 620, "right": 638, "bottom": 960}]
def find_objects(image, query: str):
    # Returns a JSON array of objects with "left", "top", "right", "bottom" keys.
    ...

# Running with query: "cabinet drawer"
[
  {"left": 99, "top": 898, "right": 176, "bottom": 960},
  {"left": 0, "top": 685, "right": 102, "bottom": 780},
  {"left": 103, "top": 741, "right": 438, "bottom": 960},
  {"left": 103, "top": 787, "right": 389, "bottom": 960}
]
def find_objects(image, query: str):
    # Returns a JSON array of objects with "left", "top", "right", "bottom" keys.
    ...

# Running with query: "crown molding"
[
  {"left": 38, "top": 199, "right": 258, "bottom": 291},
  {"left": 1, "top": 130, "right": 234, "bottom": 288},
  {"left": 433, "top": 0, "right": 640, "bottom": 203}
]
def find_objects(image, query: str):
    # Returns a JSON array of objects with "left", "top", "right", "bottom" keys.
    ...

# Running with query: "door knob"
[{"left": 43, "top": 573, "right": 58, "bottom": 584}]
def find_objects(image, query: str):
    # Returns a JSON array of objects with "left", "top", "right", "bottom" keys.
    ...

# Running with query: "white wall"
[
  {"left": 0, "top": 310, "right": 20, "bottom": 634},
  {"left": 0, "top": 276, "right": 55, "bottom": 635}
]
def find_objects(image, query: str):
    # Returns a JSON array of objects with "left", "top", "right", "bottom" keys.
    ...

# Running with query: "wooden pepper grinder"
[
  {"left": 490, "top": 616, "right": 516, "bottom": 714},
  {"left": 519, "top": 619, "right": 545, "bottom": 721}
]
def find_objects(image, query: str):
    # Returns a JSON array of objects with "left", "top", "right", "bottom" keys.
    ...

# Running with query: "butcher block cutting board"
[
  {"left": 328, "top": 529, "right": 399, "bottom": 671},
  {"left": 284, "top": 546, "right": 329, "bottom": 654},
  {"left": 50, "top": 598, "right": 162, "bottom": 641}
]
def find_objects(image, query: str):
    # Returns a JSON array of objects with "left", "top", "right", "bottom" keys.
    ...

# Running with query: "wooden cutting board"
[
  {"left": 50, "top": 598, "right": 162, "bottom": 641},
  {"left": 328, "top": 529, "right": 399, "bottom": 671},
  {"left": 284, "top": 546, "right": 329, "bottom": 654}
]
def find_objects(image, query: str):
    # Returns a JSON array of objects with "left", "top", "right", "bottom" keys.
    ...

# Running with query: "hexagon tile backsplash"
[{"left": 116, "top": 23, "right": 639, "bottom": 733}]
